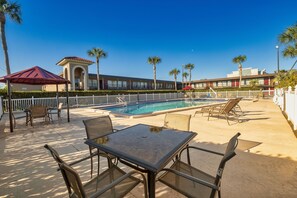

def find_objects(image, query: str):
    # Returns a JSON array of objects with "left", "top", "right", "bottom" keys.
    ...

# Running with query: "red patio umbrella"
[
  {"left": 182, "top": 85, "right": 194, "bottom": 91},
  {"left": 0, "top": 66, "right": 71, "bottom": 132}
]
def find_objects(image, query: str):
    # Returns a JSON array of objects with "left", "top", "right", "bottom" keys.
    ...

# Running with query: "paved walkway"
[{"left": 0, "top": 99, "right": 297, "bottom": 197}]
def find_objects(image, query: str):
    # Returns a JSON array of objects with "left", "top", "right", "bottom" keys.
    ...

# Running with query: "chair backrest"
[
  {"left": 44, "top": 144, "right": 72, "bottom": 195},
  {"left": 58, "top": 103, "right": 63, "bottom": 110},
  {"left": 220, "top": 99, "right": 237, "bottom": 114},
  {"left": 31, "top": 105, "right": 47, "bottom": 117},
  {"left": 83, "top": 116, "right": 114, "bottom": 140},
  {"left": 59, "top": 162, "right": 86, "bottom": 198},
  {"left": 44, "top": 144, "right": 65, "bottom": 164},
  {"left": 164, "top": 113, "right": 191, "bottom": 131},
  {"left": 214, "top": 133, "right": 241, "bottom": 187}
]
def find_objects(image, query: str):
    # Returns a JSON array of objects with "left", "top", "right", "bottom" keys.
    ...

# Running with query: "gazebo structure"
[{"left": 0, "top": 66, "right": 70, "bottom": 132}]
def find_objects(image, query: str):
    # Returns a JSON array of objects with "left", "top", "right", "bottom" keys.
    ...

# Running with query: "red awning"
[{"left": 0, "top": 66, "right": 70, "bottom": 85}]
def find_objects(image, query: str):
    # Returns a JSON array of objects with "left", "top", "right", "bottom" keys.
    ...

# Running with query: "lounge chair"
[
  {"left": 207, "top": 99, "right": 240, "bottom": 125},
  {"left": 83, "top": 116, "right": 118, "bottom": 178},
  {"left": 158, "top": 133, "right": 240, "bottom": 198},
  {"left": 194, "top": 102, "right": 227, "bottom": 117},
  {"left": 44, "top": 144, "right": 148, "bottom": 198}
]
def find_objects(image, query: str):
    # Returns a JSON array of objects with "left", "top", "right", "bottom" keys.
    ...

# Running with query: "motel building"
[
  {"left": 190, "top": 68, "right": 275, "bottom": 92},
  {"left": 9, "top": 57, "right": 275, "bottom": 92},
  {"left": 40, "top": 56, "right": 177, "bottom": 91}
]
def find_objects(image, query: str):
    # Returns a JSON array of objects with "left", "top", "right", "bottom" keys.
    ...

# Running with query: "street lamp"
[{"left": 276, "top": 45, "right": 280, "bottom": 73}]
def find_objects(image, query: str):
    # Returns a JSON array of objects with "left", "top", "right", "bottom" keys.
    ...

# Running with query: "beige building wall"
[{"left": 11, "top": 84, "right": 42, "bottom": 91}]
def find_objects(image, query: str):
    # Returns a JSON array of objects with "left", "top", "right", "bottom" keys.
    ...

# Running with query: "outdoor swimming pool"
[{"left": 101, "top": 99, "right": 225, "bottom": 116}]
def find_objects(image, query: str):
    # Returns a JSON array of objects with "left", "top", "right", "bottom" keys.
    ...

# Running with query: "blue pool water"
[{"left": 103, "top": 99, "right": 222, "bottom": 115}]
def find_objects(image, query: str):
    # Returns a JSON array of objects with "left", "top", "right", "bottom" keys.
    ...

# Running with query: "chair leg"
[{"left": 89, "top": 148, "right": 93, "bottom": 178}]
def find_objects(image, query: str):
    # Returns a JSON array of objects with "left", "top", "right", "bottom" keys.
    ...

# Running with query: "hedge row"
[
  {"left": 0, "top": 87, "right": 261, "bottom": 99},
  {"left": 0, "top": 89, "right": 184, "bottom": 99}
]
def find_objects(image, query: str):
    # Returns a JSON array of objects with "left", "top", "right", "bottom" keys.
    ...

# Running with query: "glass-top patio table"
[{"left": 85, "top": 123, "right": 197, "bottom": 198}]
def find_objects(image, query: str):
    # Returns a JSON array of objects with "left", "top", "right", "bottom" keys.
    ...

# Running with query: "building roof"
[
  {"left": 88, "top": 73, "right": 180, "bottom": 83},
  {"left": 0, "top": 66, "right": 70, "bottom": 85},
  {"left": 192, "top": 73, "right": 275, "bottom": 83},
  {"left": 56, "top": 56, "right": 94, "bottom": 66}
]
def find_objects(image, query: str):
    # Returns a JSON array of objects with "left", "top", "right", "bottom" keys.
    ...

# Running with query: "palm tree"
[
  {"left": 87, "top": 48, "right": 107, "bottom": 90},
  {"left": 278, "top": 23, "right": 297, "bottom": 71},
  {"left": 169, "top": 68, "right": 180, "bottom": 90},
  {"left": 0, "top": 0, "right": 22, "bottom": 75},
  {"left": 182, "top": 72, "right": 189, "bottom": 88},
  {"left": 249, "top": 79, "right": 258, "bottom": 89},
  {"left": 184, "top": 63, "right": 195, "bottom": 85},
  {"left": 232, "top": 55, "right": 247, "bottom": 88},
  {"left": 147, "top": 56, "right": 161, "bottom": 90}
]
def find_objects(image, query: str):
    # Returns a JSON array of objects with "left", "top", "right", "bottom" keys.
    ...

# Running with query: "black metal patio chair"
[
  {"left": 83, "top": 116, "right": 118, "bottom": 178},
  {"left": 158, "top": 133, "right": 241, "bottom": 198},
  {"left": 44, "top": 144, "right": 148, "bottom": 198}
]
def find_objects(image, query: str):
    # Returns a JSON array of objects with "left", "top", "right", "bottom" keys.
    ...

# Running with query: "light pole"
[{"left": 276, "top": 45, "right": 280, "bottom": 73}]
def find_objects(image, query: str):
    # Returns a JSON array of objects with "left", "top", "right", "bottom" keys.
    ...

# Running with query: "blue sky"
[{"left": 1, "top": 0, "right": 297, "bottom": 81}]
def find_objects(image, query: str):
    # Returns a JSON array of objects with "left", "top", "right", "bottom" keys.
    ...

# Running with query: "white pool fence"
[
  {"left": 274, "top": 86, "right": 297, "bottom": 130},
  {"left": 1, "top": 90, "right": 273, "bottom": 112}
]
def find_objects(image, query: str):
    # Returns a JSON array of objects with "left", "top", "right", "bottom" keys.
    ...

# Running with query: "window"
[
  {"left": 258, "top": 78, "right": 264, "bottom": 85},
  {"left": 108, "top": 80, "right": 118, "bottom": 88}
]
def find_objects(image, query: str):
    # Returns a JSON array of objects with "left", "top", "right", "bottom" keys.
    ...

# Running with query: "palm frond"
[
  {"left": 283, "top": 45, "right": 297, "bottom": 58},
  {"left": 2, "top": 2, "right": 22, "bottom": 23}
]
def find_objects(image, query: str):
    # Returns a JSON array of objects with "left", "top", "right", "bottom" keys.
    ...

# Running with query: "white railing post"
[
  {"left": 287, "top": 86, "right": 292, "bottom": 121},
  {"left": 31, "top": 96, "right": 35, "bottom": 106},
  {"left": 236, "top": 90, "right": 239, "bottom": 98},
  {"left": 106, "top": 94, "right": 109, "bottom": 104},
  {"left": 128, "top": 94, "right": 131, "bottom": 103},
  {"left": 76, "top": 95, "right": 79, "bottom": 107},
  {"left": 92, "top": 95, "right": 95, "bottom": 105},
  {"left": 294, "top": 85, "right": 297, "bottom": 130}
]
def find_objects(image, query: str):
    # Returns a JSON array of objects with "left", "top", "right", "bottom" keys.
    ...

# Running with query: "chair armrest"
[
  {"left": 89, "top": 169, "right": 147, "bottom": 198},
  {"left": 160, "top": 168, "right": 219, "bottom": 190},
  {"left": 57, "top": 152, "right": 99, "bottom": 171},
  {"left": 179, "top": 145, "right": 224, "bottom": 159}
]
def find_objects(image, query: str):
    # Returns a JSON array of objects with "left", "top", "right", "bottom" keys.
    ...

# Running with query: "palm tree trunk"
[
  {"left": 189, "top": 70, "right": 191, "bottom": 86},
  {"left": 239, "top": 64, "right": 242, "bottom": 88},
  {"left": 96, "top": 59, "right": 100, "bottom": 90},
  {"left": 0, "top": 14, "right": 10, "bottom": 75},
  {"left": 174, "top": 76, "right": 177, "bottom": 91},
  {"left": 153, "top": 65, "right": 156, "bottom": 90}
]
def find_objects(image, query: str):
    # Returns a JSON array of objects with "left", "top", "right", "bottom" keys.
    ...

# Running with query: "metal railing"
[
  {"left": 1, "top": 90, "right": 274, "bottom": 112},
  {"left": 274, "top": 87, "right": 297, "bottom": 130}
]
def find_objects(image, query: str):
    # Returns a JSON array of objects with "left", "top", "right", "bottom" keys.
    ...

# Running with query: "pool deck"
[{"left": 0, "top": 99, "right": 297, "bottom": 197}]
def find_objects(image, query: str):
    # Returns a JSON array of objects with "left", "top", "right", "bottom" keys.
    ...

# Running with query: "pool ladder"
[{"left": 117, "top": 97, "right": 127, "bottom": 106}]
